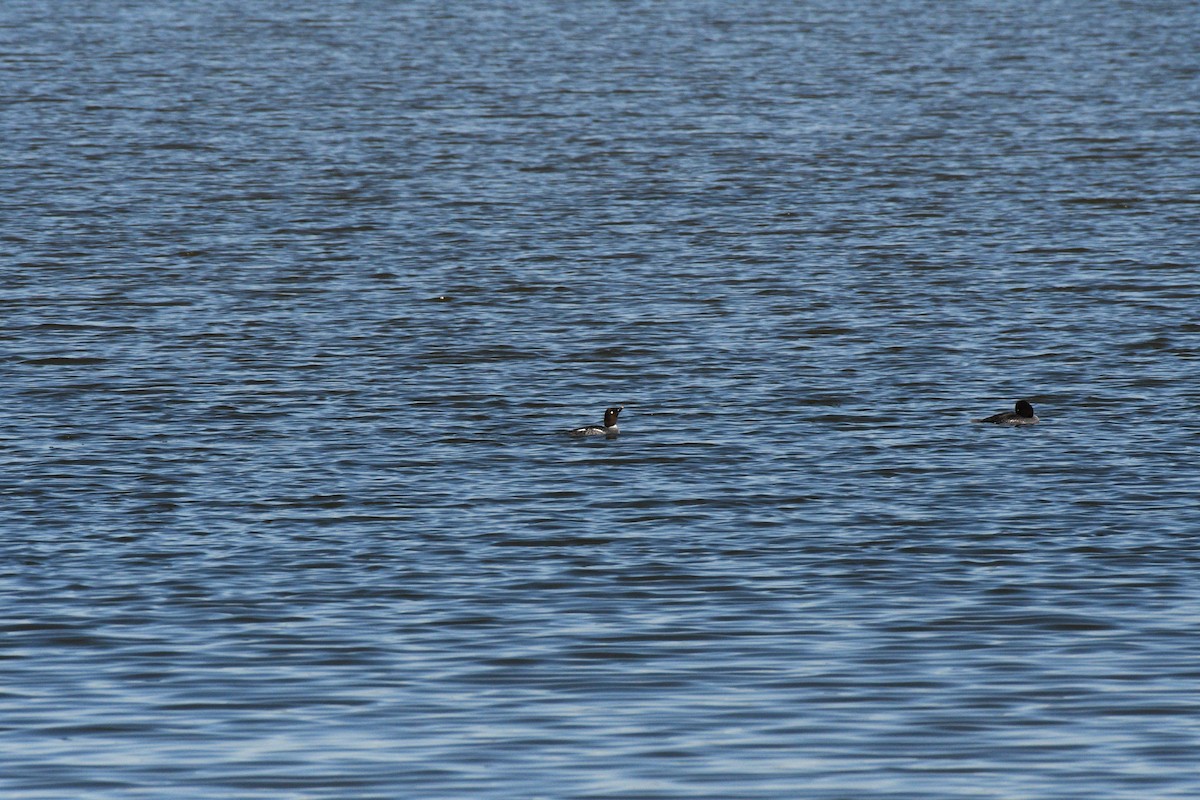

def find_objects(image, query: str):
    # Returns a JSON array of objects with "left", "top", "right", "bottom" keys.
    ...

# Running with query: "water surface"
[{"left": 2, "top": 1, "right": 1199, "bottom": 797}]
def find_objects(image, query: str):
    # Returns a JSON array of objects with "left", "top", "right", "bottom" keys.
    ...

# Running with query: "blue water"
[{"left": 3, "top": 1, "right": 1199, "bottom": 797}]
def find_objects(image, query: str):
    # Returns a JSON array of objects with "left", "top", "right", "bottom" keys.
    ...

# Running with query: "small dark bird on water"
[
  {"left": 569, "top": 406, "right": 623, "bottom": 436},
  {"left": 974, "top": 399, "right": 1039, "bottom": 425}
]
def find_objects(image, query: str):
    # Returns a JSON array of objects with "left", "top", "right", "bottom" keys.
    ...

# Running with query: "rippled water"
[{"left": 3, "top": 0, "right": 1199, "bottom": 797}]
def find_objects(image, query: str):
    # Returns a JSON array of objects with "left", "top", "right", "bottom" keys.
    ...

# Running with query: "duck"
[
  {"left": 568, "top": 406, "right": 623, "bottom": 436},
  {"left": 974, "top": 399, "right": 1039, "bottom": 425}
]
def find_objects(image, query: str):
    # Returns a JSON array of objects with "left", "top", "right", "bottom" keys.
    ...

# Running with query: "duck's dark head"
[
  {"left": 604, "top": 406, "right": 623, "bottom": 426},
  {"left": 1015, "top": 400, "right": 1035, "bottom": 418}
]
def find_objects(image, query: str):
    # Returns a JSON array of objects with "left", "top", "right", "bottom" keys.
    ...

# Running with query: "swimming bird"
[
  {"left": 974, "top": 399, "right": 1039, "bottom": 425},
  {"left": 568, "top": 406, "right": 623, "bottom": 436}
]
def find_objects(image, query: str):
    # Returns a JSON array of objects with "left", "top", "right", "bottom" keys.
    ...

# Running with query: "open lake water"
[{"left": 2, "top": 0, "right": 1199, "bottom": 797}]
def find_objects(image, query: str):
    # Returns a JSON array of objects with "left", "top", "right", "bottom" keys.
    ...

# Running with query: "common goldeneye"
[
  {"left": 974, "top": 399, "right": 1039, "bottom": 425},
  {"left": 569, "top": 406, "right": 623, "bottom": 436}
]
